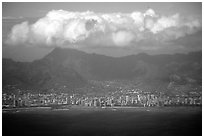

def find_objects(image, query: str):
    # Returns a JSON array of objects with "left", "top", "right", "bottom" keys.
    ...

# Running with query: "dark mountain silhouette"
[
  {"left": 3, "top": 55, "right": 86, "bottom": 91},
  {"left": 2, "top": 47, "right": 202, "bottom": 94}
]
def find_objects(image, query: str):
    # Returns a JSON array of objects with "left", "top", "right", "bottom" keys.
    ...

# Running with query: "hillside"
[{"left": 2, "top": 47, "right": 202, "bottom": 95}]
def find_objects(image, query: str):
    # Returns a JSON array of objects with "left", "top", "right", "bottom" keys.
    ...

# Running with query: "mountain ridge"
[{"left": 2, "top": 47, "right": 202, "bottom": 95}]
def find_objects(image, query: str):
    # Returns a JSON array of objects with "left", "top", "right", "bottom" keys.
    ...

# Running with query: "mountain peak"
[
  {"left": 43, "top": 47, "right": 87, "bottom": 62},
  {"left": 3, "top": 48, "right": 202, "bottom": 94}
]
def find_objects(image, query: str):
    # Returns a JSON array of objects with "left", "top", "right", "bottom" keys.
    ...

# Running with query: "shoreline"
[{"left": 2, "top": 105, "right": 202, "bottom": 113}]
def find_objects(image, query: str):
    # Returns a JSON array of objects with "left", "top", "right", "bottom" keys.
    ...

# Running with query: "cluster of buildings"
[{"left": 2, "top": 89, "right": 202, "bottom": 108}]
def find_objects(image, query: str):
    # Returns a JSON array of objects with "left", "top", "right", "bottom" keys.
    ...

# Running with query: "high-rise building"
[{"left": 13, "top": 95, "right": 16, "bottom": 107}]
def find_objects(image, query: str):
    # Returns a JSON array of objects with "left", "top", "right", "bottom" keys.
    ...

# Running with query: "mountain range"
[{"left": 2, "top": 47, "right": 202, "bottom": 95}]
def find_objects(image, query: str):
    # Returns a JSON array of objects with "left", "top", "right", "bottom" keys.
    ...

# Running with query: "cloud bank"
[{"left": 5, "top": 9, "right": 201, "bottom": 48}]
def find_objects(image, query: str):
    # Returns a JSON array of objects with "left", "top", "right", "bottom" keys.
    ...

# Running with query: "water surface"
[{"left": 3, "top": 107, "right": 202, "bottom": 136}]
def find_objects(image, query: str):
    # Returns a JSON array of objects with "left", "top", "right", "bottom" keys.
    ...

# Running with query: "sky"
[{"left": 2, "top": 2, "right": 202, "bottom": 61}]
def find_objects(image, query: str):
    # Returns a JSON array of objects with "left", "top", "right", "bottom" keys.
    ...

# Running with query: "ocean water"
[{"left": 2, "top": 107, "right": 202, "bottom": 136}]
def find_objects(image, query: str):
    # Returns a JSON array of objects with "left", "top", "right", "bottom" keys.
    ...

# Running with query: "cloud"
[
  {"left": 6, "top": 21, "right": 29, "bottom": 45},
  {"left": 144, "top": 8, "right": 158, "bottom": 17},
  {"left": 112, "top": 31, "right": 135, "bottom": 46},
  {"left": 150, "top": 14, "right": 179, "bottom": 34},
  {"left": 5, "top": 9, "right": 201, "bottom": 49}
]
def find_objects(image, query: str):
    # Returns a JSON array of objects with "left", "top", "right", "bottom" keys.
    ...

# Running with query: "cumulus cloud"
[
  {"left": 150, "top": 14, "right": 179, "bottom": 34},
  {"left": 144, "top": 8, "right": 158, "bottom": 17},
  {"left": 5, "top": 9, "right": 201, "bottom": 48},
  {"left": 6, "top": 21, "right": 29, "bottom": 45},
  {"left": 112, "top": 31, "right": 135, "bottom": 46}
]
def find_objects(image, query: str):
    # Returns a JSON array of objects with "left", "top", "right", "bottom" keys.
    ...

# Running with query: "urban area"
[{"left": 3, "top": 86, "right": 202, "bottom": 108}]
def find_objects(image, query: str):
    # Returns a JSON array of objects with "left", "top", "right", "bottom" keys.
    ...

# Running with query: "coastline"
[{"left": 2, "top": 105, "right": 202, "bottom": 113}]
